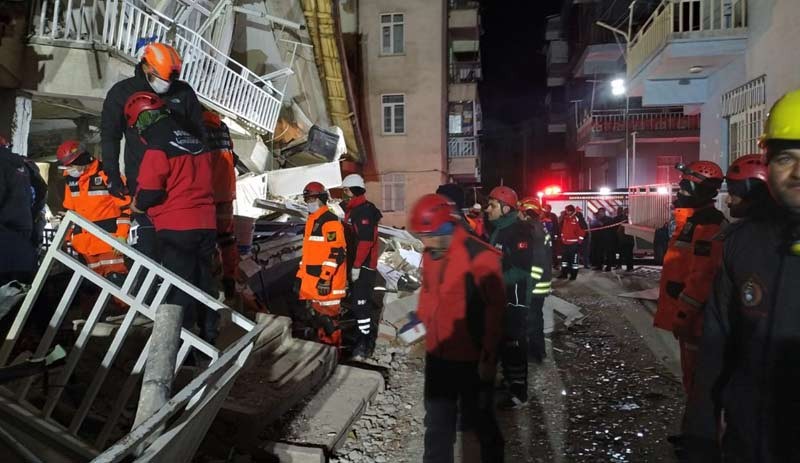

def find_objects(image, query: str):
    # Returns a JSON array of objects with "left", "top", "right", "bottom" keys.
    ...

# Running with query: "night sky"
[{"left": 479, "top": 0, "right": 562, "bottom": 194}]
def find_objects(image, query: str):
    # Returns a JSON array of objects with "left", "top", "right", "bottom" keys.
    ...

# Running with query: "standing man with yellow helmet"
[
  {"left": 101, "top": 42, "right": 206, "bottom": 259},
  {"left": 685, "top": 89, "right": 800, "bottom": 462}
]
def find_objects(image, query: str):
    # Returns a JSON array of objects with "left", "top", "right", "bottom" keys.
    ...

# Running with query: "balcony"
[
  {"left": 627, "top": 0, "right": 748, "bottom": 102},
  {"left": 576, "top": 108, "right": 700, "bottom": 150},
  {"left": 450, "top": 61, "right": 482, "bottom": 83},
  {"left": 449, "top": 1, "right": 479, "bottom": 31},
  {"left": 448, "top": 136, "right": 480, "bottom": 183}
]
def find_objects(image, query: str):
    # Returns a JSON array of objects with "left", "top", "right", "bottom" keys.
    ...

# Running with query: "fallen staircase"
[{"left": 30, "top": 0, "right": 283, "bottom": 135}]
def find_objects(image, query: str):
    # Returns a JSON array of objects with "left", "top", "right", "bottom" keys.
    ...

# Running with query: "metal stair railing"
[
  {"left": 30, "top": 0, "right": 283, "bottom": 135},
  {"left": 0, "top": 211, "right": 261, "bottom": 455}
]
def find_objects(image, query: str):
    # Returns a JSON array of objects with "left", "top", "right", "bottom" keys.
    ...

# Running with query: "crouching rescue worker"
[
  {"left": 410, "top": 194, "right": 505, "bottom": 463},
  {"left": 341, "top": 174, "right": 382, "bottom": 360},
  {"left": 203, "top": 109, "right": 239, "bottom": 302},
  {"left": 684, "top": 90, "right": 800, "bottom": 462},
  {"left": 297, "top": 182, "right": 347, "bottom": 347},
  {"left": 487, "top": 186, "right": 535, "bottom": 409},
  {"left": 126, "top": 91, "right": 219, "bottom": 344},
  {"left": 559, "top": 205, "right": 586, "bottom": 280},
  {"left": 518, "top": 196, "right": 553, "bottom": 363},
  {"left": 653, "top": 160, "right": 726, "bottom": 451},
  {"left": 58, "top": 141, "right": 130, "bottom": 282}
]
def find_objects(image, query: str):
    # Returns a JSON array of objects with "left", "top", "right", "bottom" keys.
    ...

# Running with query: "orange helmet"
[
  {"left": 489, "top": 186, "right": 518, "bottom": 209},
  {"left": 56, "top": 140, "right": 86, "bottom": 166},
  {"left": 676, "top": 161, "right": 724, "bottom": 184},
  {"left": 303, "top": 182, "right": 326, "bottom": 198},
  {"left": 124, "top": 92, "right": 165, "bottom": 127},
  {"left": 726, "top": 154, "right": 768, "bottom": 183},
  {"left": 518, "top": 196, "right": 543, "bottom": 215},
  {"left": 141, "top": 43, "right": 182, "bottom": 80}
]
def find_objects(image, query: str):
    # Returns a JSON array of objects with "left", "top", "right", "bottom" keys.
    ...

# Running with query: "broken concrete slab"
[
  {"left": 618, "top": 287, "right": 660, "bottom": 301},
  {"left": 381, "top": 292, "right": 419, "bottom": 327},
  {"left": 545, "top": 296, "right": 585, "bottom": 328},
  {"left": 260, "top": 442, "right": 325, "bottom": 463}
]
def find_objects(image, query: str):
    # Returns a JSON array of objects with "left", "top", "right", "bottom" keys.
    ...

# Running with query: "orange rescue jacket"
[
  {"left": 296, "top": 207, "right": 347, "bottom": 302},
  {"left": 654, "top": 205, "right": 727, "bottom": 339},
  {"left": 62, "top": 160, "right": 131, "bottom": 256}
]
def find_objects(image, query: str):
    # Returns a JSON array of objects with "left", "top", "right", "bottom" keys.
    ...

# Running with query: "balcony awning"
[{"left": 573, "top": 43, "right": 624, "bottom": 78}]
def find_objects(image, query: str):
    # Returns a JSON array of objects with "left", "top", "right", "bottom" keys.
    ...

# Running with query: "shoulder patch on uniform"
[
  {"left": 517, "top": 241, "right": 528, "bottom": 250},
  {"left": 327, "top": 231, "right": 337, "bottom": 242}
]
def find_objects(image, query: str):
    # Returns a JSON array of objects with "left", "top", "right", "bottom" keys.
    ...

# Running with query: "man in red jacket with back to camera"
[
  {"left": 126, "top": 91, "right": 219, "bottom": 344},
  {"left": 410, "top": 194, "right": 505, "bottom": 463}
]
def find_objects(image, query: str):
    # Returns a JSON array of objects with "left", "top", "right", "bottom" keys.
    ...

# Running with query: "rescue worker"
[
  {"left": 341, "top": 174, "right": 382, "bottom": 360},
  {"left": 57, "top": 141, "right": 131, "bottom": 281},
  {"left": 518, "top": 196, "right": 553, "bottom": 363},
  {"left": 544, "top": 204, "right": 560, "bottom": 268},
  {"left": 203, "top": 109, "right": 239, "bottom": 302},
  {"left": 558, "top": 205, "right": 586, "bottom": 280},
  {"left": 0, "top": 136, "right": 47, "bottom": 285},
  {"left": 466, "top": 203, "right": 486, "bottom": 238},
  {"left": 487, "top": 186, "right": 535, "bottom": 408},
  {"left": 616, "top": 208, "right": 635, "bottom": 272},
  {"left": 410, "top": 194, "right": 505, "bottom": 463},
  {"left": 101, "top": 42, "right": 205, "bottom": 259},
  {"left": 126, "top": 91, "right": 218, "bottom": 344},
  {"left": 652, "top": 160, "right": 726, "bottom": 450},
  {"left": 724, "top": 153, "right": 771, "bottom": 219},
  {"left": 684, "top": 89, "right": 800, "bottom": 462},
  {"left": 296, "top": 182, "right": 348, "bottom": 347}
]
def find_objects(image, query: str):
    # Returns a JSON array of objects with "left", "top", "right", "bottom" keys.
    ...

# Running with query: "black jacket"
[
  {"left": 686, "top": 206, "right": 800, "bottom": 462},
  {"left": 101, "top": 64, "right": 206, "bottom": 194},
  {"left": 489, "top": 214, "right": 535, "bottom": 306},
  {"left": 527, "top": 218, "right": 553, "bottom": 300}
]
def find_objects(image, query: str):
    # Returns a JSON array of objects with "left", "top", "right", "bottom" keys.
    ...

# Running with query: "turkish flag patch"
[
  {"left": 361, "top": 219, "right": 370, "bottom": 225},
  {"left": 517, "top": 241, "right": 528, "bottom": 250}
]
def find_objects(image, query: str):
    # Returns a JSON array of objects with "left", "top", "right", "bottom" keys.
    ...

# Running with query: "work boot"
[
  {"left": 497, "top": 387, "right": 528, "bottom": 410},
  {"left": 351, "top": 336, "right": 370, "bottom": 362},
  {"left": 557, "top": 269, "right": 569, "bottom": 279},
  {"left": 604, "top": 266, "right": 612, "bottom": 272},
  {"left": 569, "top": 270, "right": 578, "bottom": 281}
]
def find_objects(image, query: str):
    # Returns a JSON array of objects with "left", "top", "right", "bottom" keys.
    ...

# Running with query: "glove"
[
  {"left": 351, "top": 267, "right": 361, "bottom": 282},
  {"left": 317, "top": 279, "right": 331, "bottom": 296},
  {"left": 107, "top": 176, "right": 128, "bottom": 199}
]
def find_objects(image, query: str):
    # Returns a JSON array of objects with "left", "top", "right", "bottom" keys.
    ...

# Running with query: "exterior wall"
[
  {"left": 746, "top": 0, "right": 800, "bottom": 106},
  {"left": 582, "top": 141, "right": 699, "bottom": 188},
  {"left": 359, "top": 0, "right": 447, "bottom": 227},
  {"left": 698, "top": 57, "right": 745, "bottom": 164}
]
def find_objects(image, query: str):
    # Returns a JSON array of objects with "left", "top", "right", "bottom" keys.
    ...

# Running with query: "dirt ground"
[{"left": 333, "top": 268, "right": 683, "bottom": 463}]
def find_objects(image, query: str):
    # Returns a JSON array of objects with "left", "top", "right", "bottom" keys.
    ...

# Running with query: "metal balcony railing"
[
  {"left": 448, "top": 136, "right": 478, "bottom": 158},
  {"left": 628, "top": 0, "right": 748, "bottom": 76},
  {"left": 30, "top": 0, "right": 283, "bottom": 135},
  {"left": 579, "top": 109, "right": 700, "bottom": 136},
  {"left": 627, "top": 183, "right": 678, "bottom": 230},
  {"left": 450, "top": 61, "right": 482, "bottom": 83}
]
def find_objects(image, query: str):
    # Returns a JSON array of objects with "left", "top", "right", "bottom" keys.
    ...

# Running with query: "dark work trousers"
[
  {"left": 561, "top": 243, "right": 581, "bottom": 278},
  {"left": 581, "top": 233, "right": 592, "bottom": 267},
  {"left": 604, "top": 232, "right": 619, "bottom": 268},
  {"left": 350, "top": 267, "right": 377, "bottom": 344},
  {"left": 619, "top": 236, "right": 635, "bottom": 270},
  {"left": 158, "top": 229, "right": 219, "bottom": 344},
  {"left": 424, "top": 354, "right": 504, "bottom": 463},
  {"left": 132, "top": 213, "right": 158, "bottom": 260},
  {"left": 527, "top": 297, "right": 546, "bottom": 361},
  {"left": 501, "top": 303, "right": 528, "bottom": 400}
]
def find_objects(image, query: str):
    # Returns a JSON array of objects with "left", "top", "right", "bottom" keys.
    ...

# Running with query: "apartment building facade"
[{"left": 345, "top": 0, "right": 482, "bottom": 226}]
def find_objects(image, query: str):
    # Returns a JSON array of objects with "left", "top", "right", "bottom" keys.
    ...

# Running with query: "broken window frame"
[
  {"left": 380, "top": 13, "right": 404, "bottom": 55},
  {"left": 382, "top": 94, "right": 406, "bottom": 135}
]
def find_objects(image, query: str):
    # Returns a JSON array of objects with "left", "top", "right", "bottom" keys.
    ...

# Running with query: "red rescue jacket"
[
  {"left": 417, "top": 225, "right": 506, "bottom": 363},
  {"left": 560, "top": 214, "right": 586, "bottom": 245},
  {"left": 343, "top": 194, "right": 382, "bottom": 269}
]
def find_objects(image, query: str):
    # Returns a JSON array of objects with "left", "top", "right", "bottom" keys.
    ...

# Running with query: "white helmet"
[
  {"left": 342, "top": 173, "right": 366, "bottom": 190},
  {"left": 471, "top": 203, "right": 482, "bottom": 211}
]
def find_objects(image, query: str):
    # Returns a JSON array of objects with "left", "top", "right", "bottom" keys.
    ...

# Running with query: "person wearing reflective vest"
[
  {"left": 410, "top": 194, "right": 505, "bottom": 463},
  {"left": 558, "top": 205, "right": 586, "bottom": 280},
  {"left": 58, "top": 141, "right": 131, "bottom": 280},
  {"left": 684, "top": 89, "right": 800, "bottom": 462},
  {"left": 203, "top": 109, "right": 239, "bottom": 301},
  {"left": 297, "top": 182, "right": 348, "bottom": 347},
  {"left": 519, "top": 196, "right": 553, "bottom": 363},
  {"left": 341, "top": 174, "right": 382, "bottom": 360},
  {"left": 487, "top": 186, "right": 536, "bottom": 409}
]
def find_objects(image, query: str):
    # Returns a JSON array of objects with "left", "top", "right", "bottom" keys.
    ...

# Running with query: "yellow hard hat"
[{"left": 761, "top": 89, "right": 800, "bottom": 145}]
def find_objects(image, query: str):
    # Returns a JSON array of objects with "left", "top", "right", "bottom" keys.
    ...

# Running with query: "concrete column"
[{"left": 0, "top": 89, "right": 32, "bottom": 156}]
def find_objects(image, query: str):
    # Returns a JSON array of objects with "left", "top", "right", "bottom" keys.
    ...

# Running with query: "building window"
[
  {"left": 382, "top": 94, "right": 405, "bottom": 135},
  {"left": 382, "top": 174, "right": 405, "bottom": 212},
  {"left": 723, "top": 76, "right": 766, "bottom": 164},
  {"left": 380, "top": 13, "right": 404, "bottom": 55}
]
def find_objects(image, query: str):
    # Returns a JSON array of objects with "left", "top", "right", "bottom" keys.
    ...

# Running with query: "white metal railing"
[
  {"left": 448, "top": 136, "right": 478, "bottom": 158},
  {"left": 30, "top": 0, "right": 283, "bottom": 135},
  {"left": 627, "top": 183, "right": 678, "bottom": 230},
  {"left": 0, "top": 211, "right": 261, "bottom": 457},
  {"left": 628, "top": 0, "right": 748, "bottom": 76}
]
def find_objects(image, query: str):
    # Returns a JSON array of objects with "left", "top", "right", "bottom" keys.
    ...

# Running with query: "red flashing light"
[{"left": 543, "top": 185, "right": 562, "bottom": 196}]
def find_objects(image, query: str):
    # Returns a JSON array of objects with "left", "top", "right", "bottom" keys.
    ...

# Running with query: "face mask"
[
  {"left": 307, "top": 200, "right": 321, "bottom": 213},
  {"left": 147, "top": 73, "right": 172, "bottom": 94},
  {"left": 66, "top": 166, "right": 85, "bottom": 178}
]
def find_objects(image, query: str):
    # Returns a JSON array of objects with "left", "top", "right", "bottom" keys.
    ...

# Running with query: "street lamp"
[
  {"left": 611, "top": 79, "right": 627, "bottom": 96},
  {"left": 610, "top": 78, "right": 631, "bottom": 189}
]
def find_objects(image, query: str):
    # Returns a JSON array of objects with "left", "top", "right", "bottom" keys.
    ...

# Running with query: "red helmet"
[
  {"left": 489, "top": 186, "right": 518, "bottom": 208},
  {"left": 679, "top": 161, "right": 724, "bottom": 184},
  {"left": 124, "top": 91, "right": 165, "bottom": 127},
  {"left": 141, "top": 43, "right": 182, "bottom": 80},
  {"left": 409, "top": 194, "right": 456, "bottom": 234},
  {"left": 518, "top": 196, "right": 543, "bottom": 215},
  {"left": 726, "top": 154, "right": 768, "bottom": 183},
  {"left": 56, "top": 140, "right": 86, "bottom": 166},
  {"left": 203, "top": 110, "right": 221, "bottom": 128},
  {"left": 302, "top": 181, "right": 326, "bottom": 197}
]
